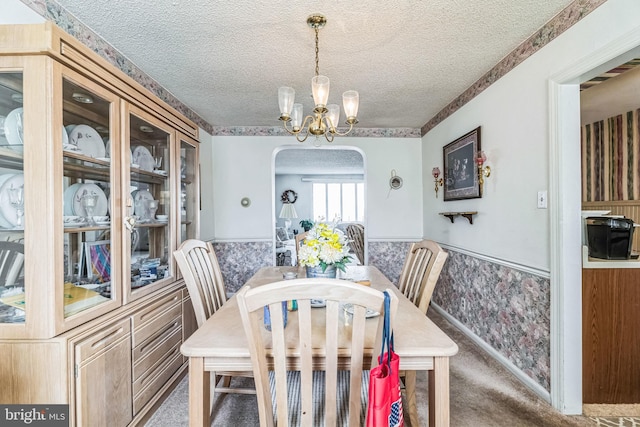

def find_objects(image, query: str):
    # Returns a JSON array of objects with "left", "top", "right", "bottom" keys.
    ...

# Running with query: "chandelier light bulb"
[
  {"left": 291, "top": 104, "right": 303, "bottom": 129},
  {"left": 342, "top": 90, "right": 359, "bottom": 121},
  {"left": 278, "top": 86, "right": 295, "bottom": 118},
  {"left": 312, "top": 75, "right": 330, "bottom": 108},
  {"left": 326, "top": 104, "right": 340, "bottom": 129}
]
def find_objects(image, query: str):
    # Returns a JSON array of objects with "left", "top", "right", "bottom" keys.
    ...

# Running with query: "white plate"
[
  {"left": 71, "top": 184, "right": 108, "bottom": 217},
  {"left": 132, "top": 189, "right": 154, "bottom": 219},
  {"left": 4, "top": 108, "right": 24, "bottom": 152},
  {"left": 0, "top": 173, "right": 24, "bottom": 228},
  {"left": 310, "top": 299, "right": 326, "bottom": 308},
  {"left": 343, "top": 303, "right": 379, "bottom": 318},
  {"left": 155, "top": 170, "right": 168, "bottom": 176},
  {"left": 131, "top": 146, "right": 155, "bottom": 172},
  {"left": 95, "top": 220, "right": 110, "bottom": 226},
  {"left": 68, "top": 124, "right": 105, "bottom": 158},
  {"left": 63, "top": 183, "right": 81, "bottom": 215},
  {"left": 0, "top": 174, "right": 16, "bottom": 228}
]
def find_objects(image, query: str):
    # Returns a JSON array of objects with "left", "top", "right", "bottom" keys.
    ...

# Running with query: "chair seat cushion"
[{"left": 269, "top": 370, "right": 369, "bottom": 426}]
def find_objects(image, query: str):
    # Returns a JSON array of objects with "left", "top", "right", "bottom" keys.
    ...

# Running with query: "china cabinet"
[{"left": 0, "top": 23, "right": 199, "bottom": 426}]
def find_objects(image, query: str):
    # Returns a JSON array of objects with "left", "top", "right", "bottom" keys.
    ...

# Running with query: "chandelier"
[{"left": 278, "top": 14, "right": 359, "bottom": 143}]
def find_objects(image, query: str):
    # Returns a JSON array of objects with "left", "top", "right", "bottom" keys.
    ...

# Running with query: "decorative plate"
[{"left": 68, "top": 125, "right": 106, "bottom": 158}]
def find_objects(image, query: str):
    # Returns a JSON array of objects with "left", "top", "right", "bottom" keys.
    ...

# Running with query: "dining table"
[{"left": 180, "top": 265, "right": 459, "bottom": 426}]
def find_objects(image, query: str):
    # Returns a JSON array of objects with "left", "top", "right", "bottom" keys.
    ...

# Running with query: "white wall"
[
  {"left": 211, "top": 136, "right": 423, "bottom": 241},
  {"left": 422, "top": 0, "right": 640, "bottom": 412},
  {"left": 422, "top": 0, "right": 640, "bottom": 272},
  {"left": 1, "top": 0, "right": 44, "bottom": 24}
]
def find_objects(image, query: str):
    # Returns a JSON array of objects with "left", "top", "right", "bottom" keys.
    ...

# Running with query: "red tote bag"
[{"left": 366, "top": 291, "right": 404, "bottom": 427}]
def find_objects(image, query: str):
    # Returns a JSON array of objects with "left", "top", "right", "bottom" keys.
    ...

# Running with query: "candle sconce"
[
  {"left": 432, "top": 167, "right": 443, "bottom": 198},
  {"left": 475, "top": 151, "right": 491, "bottom": 195}
]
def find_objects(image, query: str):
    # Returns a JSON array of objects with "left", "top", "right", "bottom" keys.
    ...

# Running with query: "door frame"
[{"left": 549, "top": 26, "right": 640, "bottom": 413}]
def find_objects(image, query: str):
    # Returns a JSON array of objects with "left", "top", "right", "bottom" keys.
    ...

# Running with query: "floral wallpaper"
[{"left": 432, "top": 250, "right": 551, "bottom": 391}]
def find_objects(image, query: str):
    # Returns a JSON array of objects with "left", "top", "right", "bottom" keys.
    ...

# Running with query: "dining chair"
[
  {"left": 398, "top": 239, "right": 448, "bottom": 314},
  {"left": 397, "top": 239, "right": 448, "bottom": 426},
  {"left": 0, "top": 241, "right": 24, "bottom": 287},
  {"left": 173, "top": 239, "right": 255, "bottom": 398},
  {"left": 346, "top": 224, "right": 365, "bottom": 265},
  {"left": 236, "top": 278, "right": 398, "bottom": 427},
  {"left": 294, "top": 231, "right": 308, "bottom": 262}
]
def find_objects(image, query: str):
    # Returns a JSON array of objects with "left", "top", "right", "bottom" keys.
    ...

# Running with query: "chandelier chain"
[{"left": 314, "top": 27, "right": 320, "bottom": 77}]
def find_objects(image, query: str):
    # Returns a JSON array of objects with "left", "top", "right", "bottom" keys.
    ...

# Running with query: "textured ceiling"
[
  {"left": 275, "top": 148, "right": 364, "bottom": 175},
  {"left": 54, "top": 0, "right": 575, "bottom": 130}
]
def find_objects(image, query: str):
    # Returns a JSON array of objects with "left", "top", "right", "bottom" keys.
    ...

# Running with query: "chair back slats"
[
  {"left": 236, "top": 279, "right": 397, "bottom": 427},
  {"left": 346, "top": 224, "right": 365, "bottom": 264},
  {"left": 174, "top": 239, "right": 227, "bottom": 327},
  {"left": 398, "top": 239, "right": 448, "bottom": 314}
]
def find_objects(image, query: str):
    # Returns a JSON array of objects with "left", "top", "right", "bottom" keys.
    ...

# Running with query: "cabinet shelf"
[{"left": 439, "top": 211, "right": 478, "bottom": 224}]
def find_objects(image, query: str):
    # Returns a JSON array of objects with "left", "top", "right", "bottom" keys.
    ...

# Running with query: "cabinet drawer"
[
  {"left": 75, "top": 319, "right": 131, "bottom": 362},
  {"left": 132, "top": 290, "right": 181, "bottom": 347},
  {"left": 132, "top": 320, "right": 182, "bottom": 381},
  {"left": 133, "top": 349, "right": 183, "bottom": 414},
  {"left": 133, "top": 339, "right": 181, "bottom": 396}
]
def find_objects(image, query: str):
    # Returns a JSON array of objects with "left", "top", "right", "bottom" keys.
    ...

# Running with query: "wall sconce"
[
  {"left": 432, "top": 167, "right": 443, "bottom": 198},
  {"left": 476, "top": 150, "right": 491, "bottom": 194}
]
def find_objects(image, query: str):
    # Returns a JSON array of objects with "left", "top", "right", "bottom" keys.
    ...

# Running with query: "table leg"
[
  {"left": 404, "top": 370, "right": 419, "bottom": 426},
  {"left": 428, "top": 356, "right": 450, "bottom": 427},
  {"left": 189, "top": 357, "right": 210, "bottom": 427}
]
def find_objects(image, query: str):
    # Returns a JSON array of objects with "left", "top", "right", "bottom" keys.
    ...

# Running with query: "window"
[{"left": 312, "top": 182, "right": 364, "bottom": 222}]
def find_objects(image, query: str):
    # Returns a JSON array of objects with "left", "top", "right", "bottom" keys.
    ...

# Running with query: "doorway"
[
  {"left": 550, "top": 32, "right": 640, "bottom": 413},
  {"left": 272, "top": 146, "right": 367, "bottom": 266}
]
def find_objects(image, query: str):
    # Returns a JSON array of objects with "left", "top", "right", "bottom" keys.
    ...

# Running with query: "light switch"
[{"left": 537, "top": 191, "right": 548, "bottom": 209}]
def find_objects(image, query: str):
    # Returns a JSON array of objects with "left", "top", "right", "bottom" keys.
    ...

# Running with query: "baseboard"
[{"left": 431, "top": 303, "right": 552, "bottom": 404}]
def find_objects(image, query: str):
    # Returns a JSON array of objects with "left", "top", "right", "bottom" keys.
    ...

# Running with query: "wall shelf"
[{"left": 439, "top": 211, "right": 478, "bottom": 224}]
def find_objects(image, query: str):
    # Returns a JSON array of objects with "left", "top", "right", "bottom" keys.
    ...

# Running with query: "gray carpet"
[{"left": 145, "top": 310, "right": 621, "bottom": 426}]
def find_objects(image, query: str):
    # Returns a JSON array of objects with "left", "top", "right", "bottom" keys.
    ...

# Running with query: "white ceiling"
[
  {"left": 581, "top": 64, "right": 640, "bottom": 125},
  {"left": 54, "top": 0, "right": 575, "bottom": 130}
]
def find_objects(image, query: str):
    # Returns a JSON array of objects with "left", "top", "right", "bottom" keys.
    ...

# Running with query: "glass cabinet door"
[
  {"left": 61, "top": 72, "right": 120, "bottom": 320},
  {"left": 178, "top": 134, "right": 199, "bottom": 244},
  {"left": 126, "top": 106, "right": 174, "bottom": 300},
  {"left": 0, "top": 71, "right": 25, "bottom": 324}
]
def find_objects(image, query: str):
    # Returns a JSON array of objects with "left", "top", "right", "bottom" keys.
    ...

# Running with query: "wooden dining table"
[{"left": 180, "top": 265, "right": 459, "bottom": 426}]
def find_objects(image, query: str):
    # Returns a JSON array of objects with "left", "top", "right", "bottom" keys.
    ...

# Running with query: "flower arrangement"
[{"left": 298, "top": 222, "right": 352, "bottom": 272}]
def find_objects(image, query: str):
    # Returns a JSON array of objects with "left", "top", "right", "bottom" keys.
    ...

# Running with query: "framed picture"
[{"left": 443, "top": 127, "right": 481, "bottom": 201}]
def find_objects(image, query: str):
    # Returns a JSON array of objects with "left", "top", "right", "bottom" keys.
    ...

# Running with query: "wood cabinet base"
[{"left": 582, "top": 268, "right": 640, "bottom": 403}]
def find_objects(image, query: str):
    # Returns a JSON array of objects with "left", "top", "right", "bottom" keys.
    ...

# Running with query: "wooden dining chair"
[
  {"left": 173, "top": 239, "right": 255, "bottom": 398},
  {"left": 346, "top": 224, "right": 365, "bottom": 264},
  {"left": 398, "top": 239, "right": 448, "bottom": 314},
  {"left": 397, "top": 239, "right": 448, "bottom": 426},
  {"left": 294, "top": 231, "right": 308, "bottom": 262},
  {"left": 236, "top": 278, "right": 398, "bottom": 427}
]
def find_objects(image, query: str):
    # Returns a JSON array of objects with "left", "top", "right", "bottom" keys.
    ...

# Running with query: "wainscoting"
[{"left": 432, "top": 248, "right": 551, "bottom": 393}]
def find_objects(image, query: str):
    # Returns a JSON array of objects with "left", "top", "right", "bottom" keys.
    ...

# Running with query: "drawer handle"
[
  {"left": 139, "top": 297, "right": 180, "bottom": 322},
  {"left": 91, "top": 327, "right": 124, "bottom": 348},
  {"left": 139, "top": 321, "right": 179, "bottom": 354}
]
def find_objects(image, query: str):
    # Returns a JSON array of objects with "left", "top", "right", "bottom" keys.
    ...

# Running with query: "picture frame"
[{"left": 443, "top": 126, "right": 481, "bottom": 201}]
